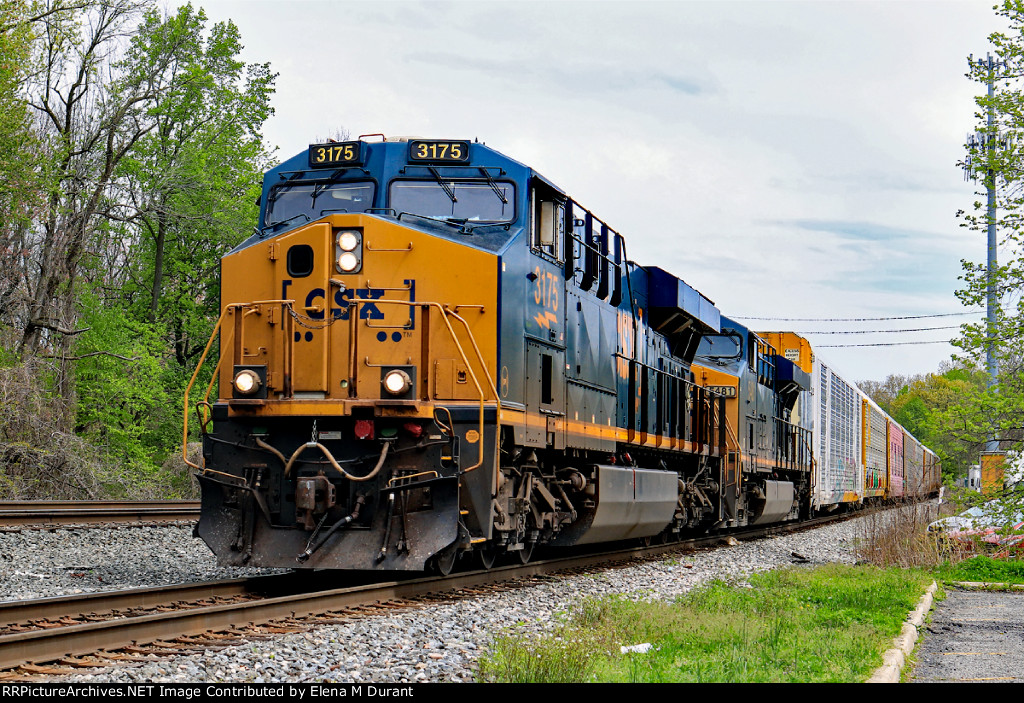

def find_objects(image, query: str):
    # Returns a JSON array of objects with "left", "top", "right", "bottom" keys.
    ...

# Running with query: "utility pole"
[{"left": 966, "top": 53, "right": 1005, "bottom": 452}]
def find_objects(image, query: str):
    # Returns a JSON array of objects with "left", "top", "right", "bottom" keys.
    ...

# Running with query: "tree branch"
[{"left": 41, "top": 351, "right": 140, "bottom": 362}]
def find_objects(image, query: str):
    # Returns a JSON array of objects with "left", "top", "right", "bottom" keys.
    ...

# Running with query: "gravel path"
[
  {"left": 0, "top": 518, "right": 871, "bottom": 683},
  {"left": 911, "top": 588, "right": 1024, "bottom": 683}
]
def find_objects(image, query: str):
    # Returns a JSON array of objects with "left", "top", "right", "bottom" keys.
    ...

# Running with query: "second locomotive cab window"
[{"left": 696, "top": 331, "right": 742, "bottom": 361}]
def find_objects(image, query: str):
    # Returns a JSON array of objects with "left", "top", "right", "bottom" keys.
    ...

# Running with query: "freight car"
[{"left": 184, "top": 135, "right": 938, "bottom": 573}]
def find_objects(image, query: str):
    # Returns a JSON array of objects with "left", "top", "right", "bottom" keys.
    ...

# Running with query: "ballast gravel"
[
  {"left": 0, "top": 524, "right": 282, "bottom": 601},
  {"left": 1, "top": 519, "right": 867, "bottom": 683}
]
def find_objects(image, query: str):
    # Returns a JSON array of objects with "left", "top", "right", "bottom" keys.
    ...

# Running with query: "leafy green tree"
[
  {"left": 861, "top": 362, "right": 989, "bottom": 482},
  {"left": 74, "top": 3, "right": 275, "bottom": 474},
  {"left": 0, "top": 1, "right": 46, "bottom": 340},
  {"left": 111, "top": 5, "right": 274, "bottom": 323},
  {"left": 0, "top": 1, "right": 276, "bottom": 497},
  {"left": 956, "top": 1, "right": 1024, "bottom": 448}
]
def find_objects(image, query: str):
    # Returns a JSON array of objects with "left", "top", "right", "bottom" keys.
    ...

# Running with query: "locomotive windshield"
[
  {"left": 389, "top": 180, "right": 515, "bottom": 223},
  {"left": 266, "top": 182, "right": 376, "bottom": 226},
  {"left": 697, "top": 331, "right": 743, "bottom": 360}
]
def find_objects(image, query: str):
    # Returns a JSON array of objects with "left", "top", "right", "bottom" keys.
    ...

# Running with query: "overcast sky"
[{"left": 173, "top": 0, "right": 1004, "bottom": 382}]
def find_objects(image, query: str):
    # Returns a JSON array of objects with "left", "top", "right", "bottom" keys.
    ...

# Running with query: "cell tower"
[{"left": 965, "top": 53, "right": 1008, "bottom": 452}]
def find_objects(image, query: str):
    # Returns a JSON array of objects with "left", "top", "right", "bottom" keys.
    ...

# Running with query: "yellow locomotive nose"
[{"left": 211, "top": 212, "right": 497, "bottom": 405}]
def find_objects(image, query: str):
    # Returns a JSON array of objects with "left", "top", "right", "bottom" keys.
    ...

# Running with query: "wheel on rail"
[
  {"left": 477, "top": 543, "right": 497, "bottom": 570},
  {"left": 517, "top": 541, "right": 534, "bottom": 564},
  {"left": 431, "top": 544, "right": 458, "bottom": 576}
]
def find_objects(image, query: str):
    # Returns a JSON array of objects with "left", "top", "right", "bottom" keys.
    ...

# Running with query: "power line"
[
  {"left": 799, "top": 325, "right": 962, "bottom": 335},
  {"left": 736, "top": 311, "right": 982, "bottom": 322},
  {"left": 817, "top": 340, "right": 954, "bottom": 348}
]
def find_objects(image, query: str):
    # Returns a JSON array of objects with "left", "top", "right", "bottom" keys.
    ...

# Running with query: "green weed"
[
  {"left": 934, "top": 555, "right": 1024, "bottom": 584},
  {"left": 480, "top": 564, "right": 931, "bottom": 683}
]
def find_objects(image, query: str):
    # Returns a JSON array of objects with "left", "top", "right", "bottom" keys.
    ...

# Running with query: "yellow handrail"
[
  {"left": 358, "top": 298, "right": 499, "bottom": 473},
  {"left": 182, "top": 297, "right": 499, "bottom": 476},
  {"left": 182, "top": 305, "right": 229, "bottom": 470},
  {"left": 182, "top": 300, "right": 290, "bottom": 469}
]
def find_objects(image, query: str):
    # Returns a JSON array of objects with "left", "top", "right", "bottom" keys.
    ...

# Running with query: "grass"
[
  {"left": 478, "top": 497, "right": 1024, "bottom": 683},
  {"left": 933, "top": 555, "right": 1024, "bottom": 584},
  {"left": 478, "top": 564, "right": 932, "bottom": 683},
  {"left": 855, "top": 500, "right": 949, "bottom": 567}
]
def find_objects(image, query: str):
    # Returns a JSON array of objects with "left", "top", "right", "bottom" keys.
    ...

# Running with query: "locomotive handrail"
[
  {"left": 446, "top": 306, "right": 500, "bottom": 400},
  {"left": 710, "top": 396, "right": 740, "bottom": 450},
  {"left": 387, "top": 470, "right": 439, "bottom": 487},
  {"left": 346, "top": 297, "right": 499, "bottom": 474},
  {"left": 772, "top": 415, "right": 814, "bottom": 472},
  {"left": 363, "top": 280, "right": 413, "bottom": 290},
  {"left": 182, "top": 301, "right": 293, "bottom": 470},
  {"left": 365, "top": 242, "right": 414, "bottom": 252},
  {"left": 182, "top": 305, "right": 231, "bottom": 470}
]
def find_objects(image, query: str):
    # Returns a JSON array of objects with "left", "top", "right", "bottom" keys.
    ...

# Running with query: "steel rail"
[
  {"left": 0, "top": 563, "right": 547, "bottom": 670},
  {"left": 0, "top": 575, "right": 296, "bottom": 628},
  {"left": 0, "top": 501, "right": 200, "bottom": 527}
]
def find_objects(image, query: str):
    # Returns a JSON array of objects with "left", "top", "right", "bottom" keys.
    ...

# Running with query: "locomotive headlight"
[
  {"left": 337, "top": 251, "right": 360, "bottom": 272},
  {"left": 382, "top": 369, "right": 412, "bottom": 396},
  {"left": 337, "top": 230, "right": 360, "bottom": 251},
  {"left": 233, "top": 369, "right": 262, "bottom": 395}
]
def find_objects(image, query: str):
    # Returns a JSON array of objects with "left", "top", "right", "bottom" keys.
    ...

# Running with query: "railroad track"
[
  {"left": 0, "top": 556, "right": 624, "bottom": 676},
  {"left": 0, "top": 501, "right": 200, "bottom": 527},
  {"left": 0, "top": 513, "right": 845, "bottom": 677}
]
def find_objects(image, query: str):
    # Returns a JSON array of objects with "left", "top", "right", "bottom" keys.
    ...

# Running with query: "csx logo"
[
  {"left": 308, "top": 287, "right": 384, "bottom": 320},
  {"left": 282, "top": 280, "right": 416, "bottom": 322}
]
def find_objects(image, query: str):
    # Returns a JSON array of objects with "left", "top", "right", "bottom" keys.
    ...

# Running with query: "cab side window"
[{"left": 531, "top": 186, "right": 564, "bottom": 260}]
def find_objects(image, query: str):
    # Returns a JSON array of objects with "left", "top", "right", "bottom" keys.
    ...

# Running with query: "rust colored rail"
[{"left": 0, "top": 501, "right": 200, "bottom": 527}]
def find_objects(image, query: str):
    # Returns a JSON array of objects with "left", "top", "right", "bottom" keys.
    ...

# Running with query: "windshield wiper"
[
  {"left": 396, "top": 212, "right": 508, "bottom": 235},
  {"left": 259, "top": 213, "right": 311, "bottom": 236},
  {"left": 461, "top": 220, "right": 509, "bottom": 234},
  {"left": 477, "top": 167, "right": 508, "bottom": 205},
  {"left": 428, "top": 167, "right": 457, "bottom": 203},
  {"left": 312, "top": 168, "right": 355, "bottom": 201}
]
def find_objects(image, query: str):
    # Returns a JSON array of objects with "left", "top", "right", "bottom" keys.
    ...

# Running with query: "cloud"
[
  {"left": 774, "top": 219, "right": 926, "bottom": 242},
  {"left": 176, "top": 0, "right": 997, "bottom": 382},
  {"left": 402, "top": 51, "right": 709, "bottom": 98}
]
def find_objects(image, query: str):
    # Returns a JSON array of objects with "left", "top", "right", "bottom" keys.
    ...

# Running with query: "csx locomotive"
[{"left": 186, "top": 136, "right": 939, "bottom": 573}]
